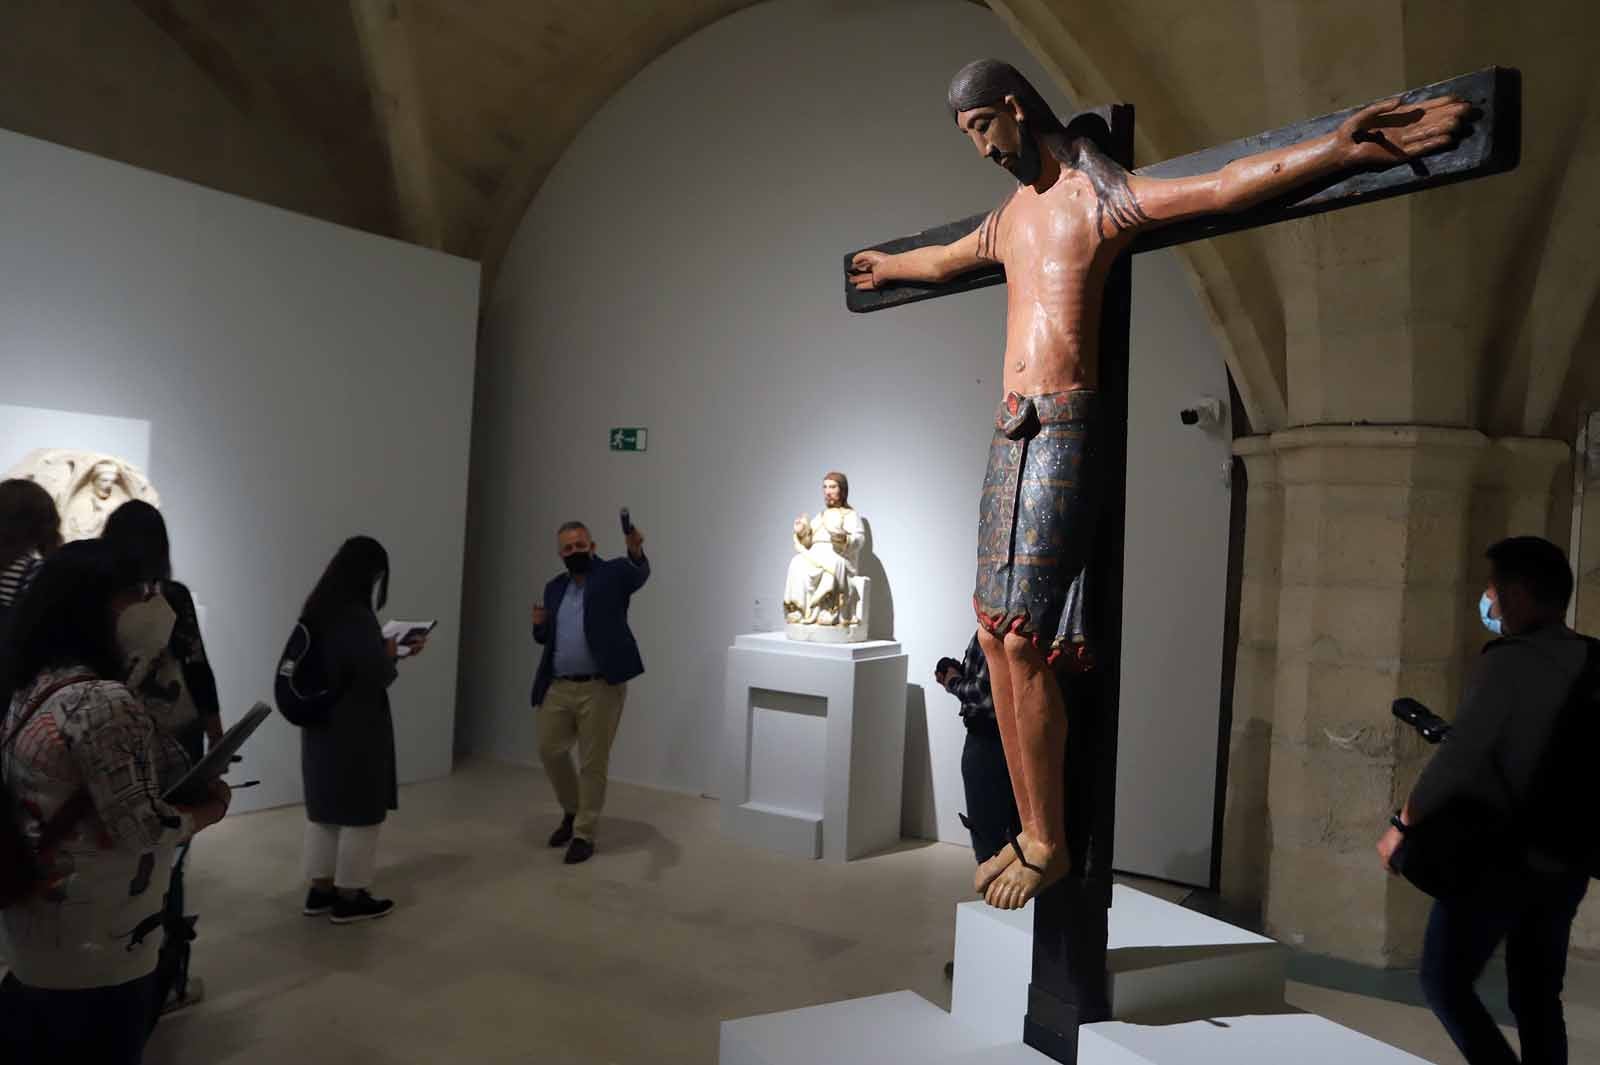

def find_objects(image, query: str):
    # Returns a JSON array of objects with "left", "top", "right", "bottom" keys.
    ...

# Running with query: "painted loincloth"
[{"left": 973, "top": 389, "right": 1100, "bottom": 667}]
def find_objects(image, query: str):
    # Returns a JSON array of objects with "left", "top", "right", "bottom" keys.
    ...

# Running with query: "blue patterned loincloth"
[{"left": 973, "top": 389, "right": 1100, "bottom": 664}]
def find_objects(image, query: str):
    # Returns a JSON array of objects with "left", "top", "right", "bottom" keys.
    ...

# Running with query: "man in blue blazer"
[{"left": 531, "top": 519, "right": 650, "bottom": 864}]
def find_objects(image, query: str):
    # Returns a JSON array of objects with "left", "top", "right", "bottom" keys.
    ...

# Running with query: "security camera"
[{"left": 1179, "top": 397, "right": 1224, "bottom": 430}]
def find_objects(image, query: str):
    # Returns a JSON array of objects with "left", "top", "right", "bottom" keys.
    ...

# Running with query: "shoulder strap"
[{"left": 1, "top": 673, "right": 98, "bottom": 756}]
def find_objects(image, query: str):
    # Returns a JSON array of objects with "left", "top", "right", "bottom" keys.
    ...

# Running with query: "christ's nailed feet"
[
  {"left": 984, "top": 832, "right": 1070, "bottom": 910},
  {"left": 974, "top": 843, "right": 1018, "bottom": 896}
]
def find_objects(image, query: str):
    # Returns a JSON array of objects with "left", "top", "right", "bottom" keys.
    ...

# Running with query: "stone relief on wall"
[{"left": 4, "top": 449, "right": 161, "bottom": 541}]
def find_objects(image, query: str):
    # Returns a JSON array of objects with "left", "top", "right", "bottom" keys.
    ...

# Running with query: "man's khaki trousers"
[{"left": 537, "top": 678, "right": 627, "bottom": 841}]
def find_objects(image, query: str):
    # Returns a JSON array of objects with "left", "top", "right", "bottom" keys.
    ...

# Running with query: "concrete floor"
[{"left": 142, "top": 760, "right": 1598, "bottom": 1065}]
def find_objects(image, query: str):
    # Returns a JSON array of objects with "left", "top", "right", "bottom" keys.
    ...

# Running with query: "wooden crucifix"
[{"left": 842, "top": 62, "right": 1519, "bottom": 1064}]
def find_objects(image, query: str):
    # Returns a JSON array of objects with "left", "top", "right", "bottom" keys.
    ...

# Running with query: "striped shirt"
[{"left": 0, "top": 553, "right": 42, "bottom": 611}]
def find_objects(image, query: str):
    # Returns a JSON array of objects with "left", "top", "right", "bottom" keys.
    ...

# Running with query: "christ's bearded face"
[
  {"left": 823, "top": 479, "right": 844, "bottom": 509},
  {"left": 957, "top": 97, "right": 1040, "bottom": 186}
]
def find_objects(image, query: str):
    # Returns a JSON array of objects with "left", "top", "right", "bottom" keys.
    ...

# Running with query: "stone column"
[
  {"left": 1577, "top": 445, "right": 1600, "bottom": 955},
  {"left": 1260, "top": 426, "right": 1485, "bottom": 966},
  {"left": 1220, "top": 438, "right": 1282, "bottom": 919}
]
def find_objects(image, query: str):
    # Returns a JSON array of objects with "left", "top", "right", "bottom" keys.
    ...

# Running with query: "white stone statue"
[
  {"left": 783, "top": 471, "right": 870, "bottom": 643},
  {"left": 4, "top": 449, "right": 160, "bottom": 542}
]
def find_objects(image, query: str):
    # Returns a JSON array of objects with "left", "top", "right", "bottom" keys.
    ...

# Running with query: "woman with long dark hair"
[
  {"left": 0, "top": 478, "right": 62, "bottom": 616},
  {"left": 0, "top": 541, "right": 228, "bottom": 1064},
  {"left": 99, "top": 500, "right": 224, "bottom": 1014},
  {"left": 298, "top": 535, "right": 426, "bottom": 924},
  {"left": 100, "top": 501, "right": 223, "bottom": 758}
]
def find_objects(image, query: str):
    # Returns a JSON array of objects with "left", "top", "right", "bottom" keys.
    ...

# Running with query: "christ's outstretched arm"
[
  {"left": 1116, "top": 95, "right": 1470, "bottom": 237},
  {"left": 848, "top": 197, "right": 1009, "bottom": 290}
]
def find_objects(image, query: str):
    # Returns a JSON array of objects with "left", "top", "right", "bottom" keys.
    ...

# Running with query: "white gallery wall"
[
  {"left": 465, "top": 0, "right": 1234, "bottom": 884},
  {"left": 0, "top": 128, "right": 479, "bottom": 814}
]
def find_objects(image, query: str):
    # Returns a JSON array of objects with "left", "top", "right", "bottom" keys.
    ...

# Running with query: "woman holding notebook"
[{"left": 296, "top": 536, "right": 427, "bottom": 924}]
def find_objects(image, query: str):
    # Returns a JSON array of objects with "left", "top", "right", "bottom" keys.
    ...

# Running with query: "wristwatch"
[{"left": 1389, "top": 812, "right": 1409, "bottom": 834}]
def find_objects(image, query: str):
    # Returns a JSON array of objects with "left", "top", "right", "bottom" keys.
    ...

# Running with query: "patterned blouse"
[
  {"left": 119, "top": 580, "right": 221, "bottom": 764},
  {"left": 0, "top": 669, "right": 191, "bottom": 990}
]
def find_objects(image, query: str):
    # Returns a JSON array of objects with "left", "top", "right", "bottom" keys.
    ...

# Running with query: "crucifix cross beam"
[
  {"left": 843, "top": 66, "right": 1519, "bottom": 314},
  {"left": 839, "top": 64, "right": 1518, "bottom": 1065}
]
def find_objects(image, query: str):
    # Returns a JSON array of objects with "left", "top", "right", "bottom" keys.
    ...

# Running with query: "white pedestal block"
[
  {"left": 719, "top": 992, "right": 997, "bottom": 1065},
  {"left": 1080, "top": 1014, "right": 1432, "bottom": 1064},
  {"left": 721, "top": 632, "right": 908, "bottom": 862},
  {"left": 950, "top": 886, "right": 1286, "bottom": 1044},
  {"left": 719, "top": 886, "right": 1423, "bottom": 1065}
]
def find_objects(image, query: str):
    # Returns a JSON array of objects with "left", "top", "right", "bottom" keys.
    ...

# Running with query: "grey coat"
[{"left": 300, "top": 605, "right": 399, "bottom": 826}]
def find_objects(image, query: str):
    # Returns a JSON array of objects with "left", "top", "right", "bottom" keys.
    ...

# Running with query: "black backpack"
[
  {"left": 1524, "top": 635, "right": 1600, "bottom": 879},
  {"left": 273, "top": 620, "right": 343, "bottom": 727}
]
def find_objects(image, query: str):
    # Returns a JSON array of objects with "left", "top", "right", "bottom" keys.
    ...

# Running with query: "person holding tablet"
[
  {"left": 0, "top": 541, "right": 228, "bottom": 1064},
  {"left": 297, "top": 536, "right": 427, "bottom": 924}
]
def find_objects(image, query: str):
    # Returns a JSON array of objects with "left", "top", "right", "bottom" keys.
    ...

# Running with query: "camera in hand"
[{"left": 1392, "top": 697, "right": 1452, "bottom": 744}]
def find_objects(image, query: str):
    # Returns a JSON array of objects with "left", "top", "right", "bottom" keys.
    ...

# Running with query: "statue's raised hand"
[
  {"left": 1339, "top": 95, "right": 1470, "bottom": 168},
  {"left": 794, "top": 515, "right": 809, "bottom": 537}
]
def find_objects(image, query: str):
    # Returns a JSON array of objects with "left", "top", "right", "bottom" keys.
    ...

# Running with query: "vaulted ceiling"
[{"left": 3, "top": 0, "right": 764, "bottom": 281}]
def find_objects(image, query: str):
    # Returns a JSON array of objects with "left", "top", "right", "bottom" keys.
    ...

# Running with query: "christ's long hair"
[
  {"left": 947, "top": 59, "right": 1066, "bottom": 132},
  {"left": 947, "top": 59, "right": 1150, "bottom": 233},
  {"left": 824, "top": 471, "right": 851, "bottom": 507}
]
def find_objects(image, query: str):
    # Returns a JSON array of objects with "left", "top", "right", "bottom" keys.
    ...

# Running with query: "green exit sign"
[{"left": 609, "top": 427, "right": 647, "bottom": 452}]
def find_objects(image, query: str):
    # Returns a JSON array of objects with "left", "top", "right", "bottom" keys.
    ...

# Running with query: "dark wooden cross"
[{"left": 843, "top": 66, "right": 1519, "bottom": 1064}]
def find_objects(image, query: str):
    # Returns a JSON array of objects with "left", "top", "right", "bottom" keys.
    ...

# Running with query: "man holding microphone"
[{"left": 531, "top": 513, "right": 649, "bottom": 865}]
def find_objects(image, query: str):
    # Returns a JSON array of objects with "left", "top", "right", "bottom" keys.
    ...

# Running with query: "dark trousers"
[
  {"left": 1420, "top": 867, "right": 1589, "bottom": 1065},
  {"left": 960, "top": 725, "right": 1021, "bottom": 864},
  {"left": 0, "top": 970, "right": 156, "bottom": 1064}
]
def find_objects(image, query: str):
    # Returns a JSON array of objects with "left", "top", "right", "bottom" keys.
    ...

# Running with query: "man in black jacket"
[
  {"left": 1378, "top": 536, "right": 1592, "bottom": 1065},
  {"left": 941, "top": 569, "right": 1088, "bottom": 884},
  {"left": 532, "top": 520, "right": 649, "bottom": 865},
  {"left": 938, "top": 634, "right": 1022, "bottom": 869}
]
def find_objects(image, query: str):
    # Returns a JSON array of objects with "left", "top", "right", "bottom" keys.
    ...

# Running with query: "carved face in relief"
[
  {"left": 957, "top": 96, "right": 1040, "bottom": 186},
  {"left": 91, "top": 461, "right": 120, "bottom": 498},
  {"left": 822, "top": 479, "right": 844, "bottom": 509}
]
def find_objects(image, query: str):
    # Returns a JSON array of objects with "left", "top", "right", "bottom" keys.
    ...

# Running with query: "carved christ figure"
[
  {"left": 64, "top": 460, "right": 131, "bottom": 540},
  {"left": 784, "top": 472, "right": 864, "bottom": 626},
  {"left": 849, "top": 61, "right": 1467, "bottom": 910}
]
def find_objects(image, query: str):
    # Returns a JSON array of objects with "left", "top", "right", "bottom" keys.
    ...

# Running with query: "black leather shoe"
[
  {"left": 563, "top": 837, "right": 595, "bottom": 865},
  {"left": 548, "top": 813, "right": 576, "bottom": 848}
]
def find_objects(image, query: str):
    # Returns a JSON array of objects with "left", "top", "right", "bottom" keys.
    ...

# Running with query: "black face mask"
[{"left": 563, "top": 552, "right": 593, "bottom": 575}]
